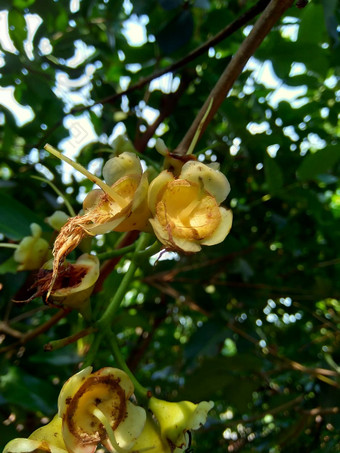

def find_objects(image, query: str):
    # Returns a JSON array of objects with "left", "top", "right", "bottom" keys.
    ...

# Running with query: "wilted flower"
[
  {"left": 3, "top": 414, "right": 67, "bottom": 453},
  {"left": 149, "top": 397, "right": 214, "bottom": 451},
  {"left": 148, "top": 160, "right": 232, "bottom": 252},
  {"left": 58, "top": 366, "right": 146, "bottom": 453},
  {"left": 14, "top": 223, "right": 50, "bottom": 271},
  {"left": 45, "top": 149, "right": 150, "bottom": 294},
  {"left": 27, "top": 254, "right": 99, "bottom": 317},
  {"left": 43, "top": 253, "right": 99, "bottom": 314}
]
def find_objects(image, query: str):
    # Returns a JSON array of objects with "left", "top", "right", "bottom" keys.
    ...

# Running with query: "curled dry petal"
[{"left": 58, "top": 367, "right": 146, "bottom": 453}]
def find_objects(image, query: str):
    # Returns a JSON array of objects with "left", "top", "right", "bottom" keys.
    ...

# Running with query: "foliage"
[{"left": 0, "top": 0, "right": 340, "bottom": 451}]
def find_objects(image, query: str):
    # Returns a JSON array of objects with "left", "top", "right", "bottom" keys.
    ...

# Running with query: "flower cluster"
[
  {"left": 44, "top": 141, "right": 232, "bottom": 295},
  {"left": 3, "top": 368, "right": 213, "bottom": 453}
]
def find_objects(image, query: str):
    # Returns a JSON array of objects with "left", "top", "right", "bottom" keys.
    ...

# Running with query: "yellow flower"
[
  {"left": 148, "top": 397, "right": 214, "bottom": 451},
  {"left": 14, "top": 223, "right": 50, "bottom": 271},
  {"left": 46, "top": 151, "right": 150, "bottom": 295},
  {"left": 148, "top": 160, "right": 232, "bottom": 252},
  {"left": 58, "top": 366, "right": 146, "bottom": 453},
  {"left": 3, "top": 414, "right": 67, "bottom": 453}
]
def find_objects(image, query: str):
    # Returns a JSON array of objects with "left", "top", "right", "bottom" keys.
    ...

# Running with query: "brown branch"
[
  {"left": 0, "top": 308, "right": 70, "bottom": 354},
  {"left": 34, "top": 0, "right": 270, "bottom": 149},
  {"left": 75, "top": 0, "right": 271, "bottom": 113},
  {"left": 302, "top": 406, "right": 339, "bottom": 416},
  {"left": 175, "top": 0, "right": 295, "bottom": 155},
  {"left": 133, "top": 71, "right": 194, "bottom": 153},
  {"left": 229, "top": 395, "right": 304, "bottom": 425}
]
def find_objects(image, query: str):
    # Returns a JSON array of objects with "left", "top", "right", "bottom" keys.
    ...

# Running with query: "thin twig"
[
  {"left": 175, "top": 0, "right": 295, "bottom": 155},
  {"left": 34, "top": 0, "right": 270, "bottom": 149}
]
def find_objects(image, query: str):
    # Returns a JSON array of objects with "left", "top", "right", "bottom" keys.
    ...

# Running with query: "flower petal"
[
  {"left": 200, "top": 208, "right": 233, "bottom": 246},
  {"left": 103, "top": 152, "right": 142, "bottom": 186},
  {"left": 180, "top": 161, "right": 230, "bottom": 204},
  {"left": 105, "top": 401, "right": 146, "bottom": 450},
  {"left": 3, "top": 438, "right": 68, "bottom": 453},
  {"left": 58, "top": 367, "right": 93, "bottom": 417},
  {"left": 148, "top": 171, "right": 174, "bottom": 215},
  {"left": 29, "top": 415, "right": 66, "bottom": 450}
]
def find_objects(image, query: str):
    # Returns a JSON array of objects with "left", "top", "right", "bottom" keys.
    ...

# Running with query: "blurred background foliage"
[{"left": 0, "top": 0, "right": 340, "bottom": 451}]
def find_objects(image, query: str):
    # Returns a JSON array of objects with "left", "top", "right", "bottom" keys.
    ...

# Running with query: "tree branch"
[
  {"left": 34, "top": 0, "right": 270, "bottom": 150},
  {"left": 175, "top": 0, "right": 295, "bottom": 155}
]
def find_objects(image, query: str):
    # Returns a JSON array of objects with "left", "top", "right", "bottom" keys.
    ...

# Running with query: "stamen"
[
  {"left": 44, "top": 144, "right": 128, "bottom": 208},
  {"left": 178, "top": 199, "right": 200, "bottom": 223},
  {"left": 91, "top": 406, "right": 127, "bottom": 453}
]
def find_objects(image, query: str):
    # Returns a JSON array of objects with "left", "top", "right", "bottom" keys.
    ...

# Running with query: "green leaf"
[
  {"left": 296, "top": 145, "right": 340, "bottom": 181},
  {"left": 156, "top": 10, "right": 194, "bottom": 54},
  {"left": 264, "top": 155, "right": 284, "bottom": 195},
  {"left": 0, "top": 192, "right": 49, "bottom": 240},
  {"left": 13, "top": 0, "right": 35, "bottom": 8},
  {"left": 159, "top": 0, "right": 182, "bottom": 10},
  {"left": 298, "top": 4, "right": 327, "bottom": 44},
  {"left": 0, "top": 367, "right": 58, "bottom": 414},
  {"left": 8, "top": 10, "right": 27, "bottom": 52}
]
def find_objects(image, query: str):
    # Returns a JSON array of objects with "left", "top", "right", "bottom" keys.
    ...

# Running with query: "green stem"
[
  {"left": 97, "top": 233, "right": 152, "bottom": 329},
  {"left": 136, "top": 240, "right": 161, "bottom": 261},
  {"left": 106, "top": 330, "right": 149, "bottom": 400},
  {"left": 0, "top": 243, "right": 19, "bottom": 249},
  {"left": 31, "top": 175, "right": 76, "bottom": 217},
  {"left": 96, "top": 243, "right": 136, "bottom": 260},
  {"left": 82, "top": 332, "right": 103, "bottom": 368}
]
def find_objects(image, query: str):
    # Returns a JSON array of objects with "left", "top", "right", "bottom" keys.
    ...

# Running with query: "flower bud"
[
  {"left": 46, "top": 211, "right": 69, "bottom": 231},
  {"left": 14, "top": 223, "right": 50, "bottom": 271}
]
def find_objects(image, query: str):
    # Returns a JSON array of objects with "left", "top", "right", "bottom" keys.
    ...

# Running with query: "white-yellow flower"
[
  {"left": 3, "top": 414, "right": 67, "bottom": 453},
  {"left": 149, "top": 397, "right": 214, "bottom": 451},
  {"left": 148, "top": 160, "right": 232, "bottom": 252},
  {"left": 58, "top": 366, "right": 146, "bottom": 453}
]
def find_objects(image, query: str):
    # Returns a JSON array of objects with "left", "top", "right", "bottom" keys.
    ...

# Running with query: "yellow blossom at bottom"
[{"left": 58, "top": 366, "right": 146, "bottom": 453}]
